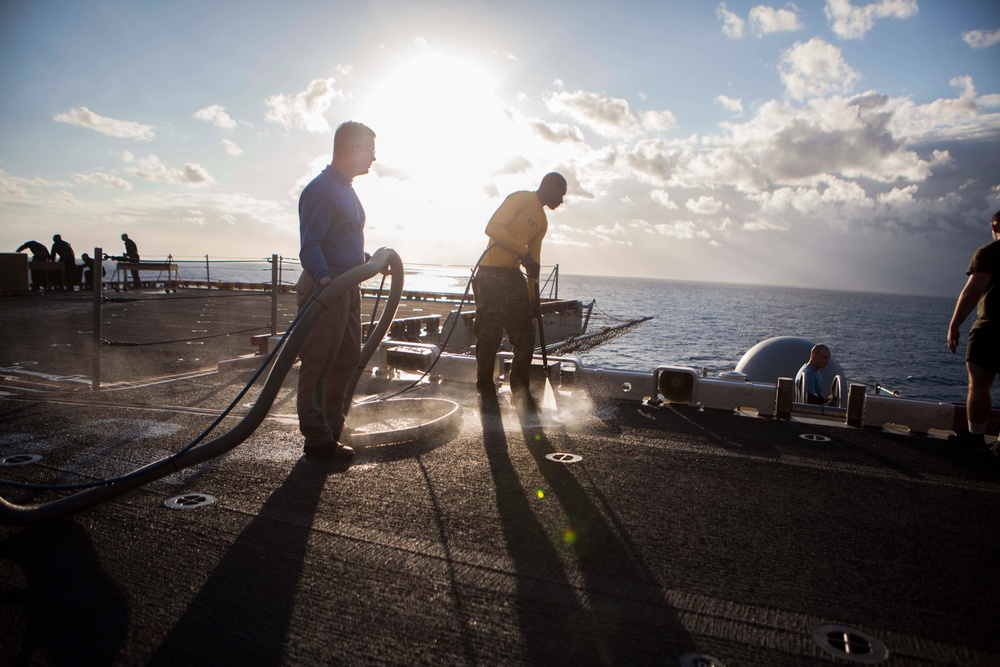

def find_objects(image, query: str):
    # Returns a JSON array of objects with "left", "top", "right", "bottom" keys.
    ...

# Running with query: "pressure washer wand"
[{"left": 533, "top": 278, "right": 547, "bottom": 370}]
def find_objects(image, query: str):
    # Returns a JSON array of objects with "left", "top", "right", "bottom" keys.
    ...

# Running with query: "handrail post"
[
  {"left": 270, "top": 254, "right": 278, "bottom": 337},
  {"left": 92, "top": 247, "right": 102, "bottom": 391},
  {"left": 205, "top": 254, "right": 211, "bottom": 289},
  {"left": 582, "top": 299, "right": 594, "bottom": 334}
]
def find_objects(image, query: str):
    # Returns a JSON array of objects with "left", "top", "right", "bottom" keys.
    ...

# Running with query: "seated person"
[
  {"left": 795, "top": 344, "right": 833, "bottom": 405},
  {"left": 80, "top": 253, "right": 105, "bottom": 290}
]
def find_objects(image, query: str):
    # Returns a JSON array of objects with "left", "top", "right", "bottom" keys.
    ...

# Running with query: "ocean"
[
  {"left": 171, "top": 258, "right": 978, "bottom": 405},
  {"left": 553, "top": 275, "right": 973, "bottom": 405}
]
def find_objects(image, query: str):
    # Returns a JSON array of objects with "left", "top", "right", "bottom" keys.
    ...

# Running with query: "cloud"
[
  {"left": 718, "top": 3, "right": 802, "bottom": 38},
  {"left": 649, "top": 220, "right": 711, "bottom": 240},
  {"left": 193, "top": 104, "right": 238, "bottom": 129},
  {"left": 651, "top": 189, "right": 679, "bottom": 209},
  {"left": 963, "top": 28, "right": 1000, "bottom": 49},
  {"left": 716, "top": 95, "right": 744, "bottom": 114},
  {"left": 748, "top": 4, "right": 803, "bottom": 36},
  {"left": 182, "top": 209, "right": 206, "bottom": 225},
  {"left": 732, "top": 95, "right": 934, "bottom": 183},
  {"left": 622, "top": 89, "right": 957, "bottom": 196},
  {"left": 0, "top": 171, "right": 28, "bottom": 198},
  {"left": 717, "top": 3, "right": 745, "bottom": 38},
  {"left": 889, "top": 75, "right": 1000, "bottom": 142},
  {"left": 264, "top": 78, "right": 347, "bottom": 132},
  {"left": 53, "top": 107, "right": 155, "bottom": 141},
  {"left": 641, "top": 110, "right": 678, "bottom": 132},
  {"left": 493, "top": 155, "right": 533, "bottom": 176},
  {"left": 221, "top": 139, "right": 243, "bottom": 156},
  {"left": 544, "top": 230, "right": 592, "bottom": 248},
  {"left": 527, "top": 118, "right": 586, "bottom": 144},
  {"left": 545, "top": 85, "right": 675, "bottom": 138},
  {"left": 126, "top": 155, "right": 214, "bottom": 187},
  {"left": 686, "top": 195, "right": 727, "bottom": 214},
  {"left": 745, "top": 174, "right": 978, "bottom": 236},
  {"left": 71, "top": 172, "right": 133, "bottom": 190},
  {"left": 779, "top": 38, "right": 860, "bottom": 100},
  {"left": 587, "top": 222, "right": 631, "bottom": 244},
  {"left": 824, "top": 0, "right": 918, "bottom": 40}
]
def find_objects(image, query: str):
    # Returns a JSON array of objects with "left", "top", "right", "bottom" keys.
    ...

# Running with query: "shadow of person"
[
  {"left": 512, "top": 404, "right": 694, "bottom": 663},
  {"left": 148, "top": 458, "right": 330, "bottom": 667},
  {"left": 0, "top": 521, "right": 130, "bottom": 665},
  {"left": 479, "top": 405, "right": 602, "bottom": 665}
]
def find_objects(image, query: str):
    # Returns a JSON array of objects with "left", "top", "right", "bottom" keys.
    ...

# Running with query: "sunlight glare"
[{"left": 360, "top": 51, "right": 516, "bottom": 198}]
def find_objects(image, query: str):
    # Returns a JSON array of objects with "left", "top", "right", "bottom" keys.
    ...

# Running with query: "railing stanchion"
[
  {"left": 205, "top": 254, "right": 211, "bottom": 289},
  {"left": 91, "top": 246, "right": 102, "bottom": 391},
  {"left": 270, "top": 254, "right": 279, "bottom": 337}
]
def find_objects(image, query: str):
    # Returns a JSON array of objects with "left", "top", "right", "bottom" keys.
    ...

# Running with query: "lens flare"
[
  {"left": 562, "top": 526, "right": 577, "bottom": 545},
  {"left": 535, "top": 488, "right": 545, "bottom": 499}
]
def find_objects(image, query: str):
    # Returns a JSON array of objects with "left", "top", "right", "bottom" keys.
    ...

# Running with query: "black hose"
[
  {"left": 353, "top": 244, "right": 495, "bottom": 404},
  {"left": 0, "top": 249, "right": 403, "bottom": 526}
]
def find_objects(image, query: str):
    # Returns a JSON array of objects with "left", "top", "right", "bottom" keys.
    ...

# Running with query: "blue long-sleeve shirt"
[{"left": 298, "top": 165, "right": 365, "bottom": 283}]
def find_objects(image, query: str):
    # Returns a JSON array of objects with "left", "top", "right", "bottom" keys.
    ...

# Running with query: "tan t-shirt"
[{"left": 480, "top": 190, "right": 548, "bottom": 276}]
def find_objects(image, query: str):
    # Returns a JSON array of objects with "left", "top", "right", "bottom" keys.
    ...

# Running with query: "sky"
[{"left": 1, "top": 0, "right": 998, "bottom": 297}]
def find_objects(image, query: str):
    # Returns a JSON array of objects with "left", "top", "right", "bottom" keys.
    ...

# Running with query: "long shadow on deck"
[
  {"left": 482, "top": 404, "right": 694, "bottom": 664},
  {"left": 0, "top": 522, "right": 130, "bottom": 665},
  {"left": 149, "top": 458, "right": 330, "bottom": 666}
]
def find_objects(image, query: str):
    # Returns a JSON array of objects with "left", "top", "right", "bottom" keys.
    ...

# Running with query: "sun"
[
  {"left": 355, "top": 49, "right": 528, "bottom": 253},
  {"left": 359, "top": 50, "right": 516, "bottom": 185}
]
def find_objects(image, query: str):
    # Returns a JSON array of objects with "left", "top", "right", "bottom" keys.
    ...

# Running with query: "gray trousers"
[{"left": 295, "top": 272, "right": 361, "bottom": 447}]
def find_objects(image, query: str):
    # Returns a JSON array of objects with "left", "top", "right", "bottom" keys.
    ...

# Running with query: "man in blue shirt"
[
  {"left": 795, "top": 344, "right": 831, "bottom": 405},
  {"left": 294, "top": 121, "right": 376, "bottom": 462}
]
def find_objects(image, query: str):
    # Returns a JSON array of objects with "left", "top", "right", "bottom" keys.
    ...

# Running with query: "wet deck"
[{"left": 0, "top": 289, "right": 998, "bottom": 666}]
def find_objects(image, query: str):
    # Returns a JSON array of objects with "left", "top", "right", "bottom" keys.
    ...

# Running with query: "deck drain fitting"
[
  {"left": 165, "top": 493, "right": 217, "bottom": 510},
  {"left": 812, "top": 624, "right": 888, "bottom": 663},
  {"left": 0, "top": 454, "right": 43, "bottom": 466},
  {"left": 799, "top": 433, "right": 831, "bottom": 443},
  {"left": 545, "top": 453, "right": 582, "bottom": 464},
  {"left": 679, "top": 653, "right": 726, "bottom": 667}
]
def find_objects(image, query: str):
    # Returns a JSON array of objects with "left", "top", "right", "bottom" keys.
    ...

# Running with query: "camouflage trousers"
[{"left": 472, "top": 267, "right": 535, "bottom": 396}]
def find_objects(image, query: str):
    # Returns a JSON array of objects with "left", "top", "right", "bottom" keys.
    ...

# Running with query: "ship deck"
[{"left": 0, "top": 289, "right": 998, "bottom": 666}]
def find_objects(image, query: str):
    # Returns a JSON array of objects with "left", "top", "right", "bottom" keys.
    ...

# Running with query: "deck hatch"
[
  {"left": 0, "top": 454, "right": 42, "bottom": 466},
  {"left": 165, "top": 493, "right": 217, "bottom": 510},
  {"left": 545, "top": 453, "right": 582, "bottom": 464},
  {"left": 812, "top": 624, "right": 888, "bottom": 663},
  {"left": 799, "top": 433, "right": 831, "bottom": 442}
]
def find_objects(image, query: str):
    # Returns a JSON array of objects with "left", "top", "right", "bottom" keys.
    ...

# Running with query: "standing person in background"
[
  {"left": 294, "top": 120, "right": 377, "bottom": 462},
  {"left": 473, "top": 172, "right": 567, "bottom": 413},
  {"left": 50, "top": 234, "right": 76, "bottom": 291},
  {"left": 947, "top": 210, "right": 1000, "bottom": 459},
  {"left": 122, "top": 233, "right": 140, "bottom": 289}
]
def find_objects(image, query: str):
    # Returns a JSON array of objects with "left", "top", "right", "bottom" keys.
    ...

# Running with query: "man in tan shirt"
[{"left": 473, "top": 172, "right": 566, "bottom": 411}]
